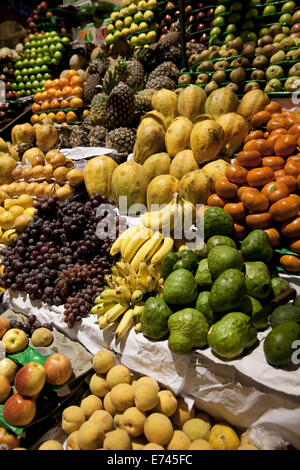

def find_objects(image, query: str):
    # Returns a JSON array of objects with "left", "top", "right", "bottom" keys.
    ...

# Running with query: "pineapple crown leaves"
[{"left": 102, "top": 69, "right": 119, "bottom": 95}]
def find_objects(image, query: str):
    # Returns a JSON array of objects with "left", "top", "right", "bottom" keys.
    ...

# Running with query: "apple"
[
  {"left": 44, "top": 353, "right": 72, "bottom": 386},
  {"left": 2, "top": 328, "right": 28, "bottom": 354},
  {"left": 185, "top": 5, "right": 192, "bottom": 14},
  {"left": 0, "top": 317, "right": 10, "bottom": 338},
  {"left": 0, "top": 373, "right": 10, "bottom": 402},
  {"left": 14, "top": 362, "right": 46, "bottom": 398},
  {"left": 279, "top": 13, "right": 292, "bottom": 23},
  {"left": 197, "top": 2, "right": 204, "bottom": 8},
  {"left": 291, "top": 23, "right": 300, "bottom": 33},
  {"left": 215, "top": 5, "right": 226, "bottom": 15},
  {"left": 161, "top": 25, "right": 168, "bottom": 34},
  {"left": 0, "top": 358, "right": 18, "bottom": 383},
  {"left": 164, "top": 14, "right": 172, "bottom": 22},
  {"left": 263, "top": 5, "right": 276, "bottom": 15},
  {"left": 207, "top": 8, "right": 215, "bottom": 17},
  {"left": 197, "top": 11, "right": 206, "bottom": 21},
  {"left": 200, "top": 33, "right": 208, "bottom": 43},
  {"left": 3, "top": 393, "right": 36, "bottom": 427},
  {"left": 197, "top": 23, "right": 206, "bottom": 31},
  {"left": 282, "top": 1, "right": 296, "bottom": 13},
  {"left": 290, "top": 32, "right": 300, "bottom": 38},
  {"left": 0, "top": 427, "right": 20, "bottom": 450},
  {"left": 186, "top": 15, "right": 196, "bottom": 24},
  {"left": 174, "top": 10, "right": 180, "bottom": 17},
  {"left": 166, "top": 1, "right": 175, "bottom": 8}
]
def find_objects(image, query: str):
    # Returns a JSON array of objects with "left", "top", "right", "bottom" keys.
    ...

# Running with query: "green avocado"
[
  {"left": 194, "top": 258, "right": 213, "bottom": 290},
  {"left": 244, "top": 261, "right": 272, "bottom": 300},
  {"left": 269, "top": 304, "right": 300, "bottom": 328},
  {"left": 204, "top": 206, "right": 234, "bottom": 241},
  {"left": 173, "top": 249, "right": 199, "bottom": 272},
  {"left": 196, "top": 291, "right": 216, "bottom": 326},
  {"left": 162, "top": 252, "right": 179, "bottom": 280},
  {"left": 263, "top": 321, "right": 300, "bottom": 367},
  {"left": 206, "top": 235, "right": 236, "bottom": 253},
  {"left": 168, "top": 308, "right": 209, "bottom": 354},
  {"left": 140, "top": 297, "right": 173, "bottom": 340},
  {"left": 163, "top": 269, "right": 198, "bottom": 306},
  {"left": 271, "top": 277, "right": 290, "bottom": 298},
  {"left": 209, "top": 269, "right": 246, "bottom": 314},
  {"left": 242, "top": 295, "right": 262, "bottom": 317},
  {"left": 241, "top": 229, "right": 273, "bottom": 263},
  {"left": 207, "top": 245, "right": 244, "bottom": 280},
  {"left": 207, "top": 312, "right": 257, "bottom": 359}
]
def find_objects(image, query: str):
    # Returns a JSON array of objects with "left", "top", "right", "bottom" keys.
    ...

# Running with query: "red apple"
[
  {"left": 189, "top": 39, "right": 197, "bottom": 44},
  {"left": 0, "top": 373, "right": 10, "bottom": 402},
  {"left": 197, "top": 23, "right": 206, "bottom": 31},
  {"left": 207, "top": 8, "right": 215, "bottom": 17},
  {"left": 2, "top": 328, "right": 28, "bottom": 354},
  {"left": 197, "top": 2, "right": 204, "bottom": 8},
  {"left": 185, "top": 5, "right": 193, "bottom": 14},
  {"left": 197, "top": 11, "right": 206, "bottom": 20},
  {"left": 14, "top": 362, "right": 46, "bottom": 398},
  {"left": 39, "top": 1, "right": 48, "bottom": 9},
  {"left": 290, "top": 32, "right": 300, "bottom": 38},
  {"left": 164, "top": 14, "right": 172, "bottom": 22},
  {"left": 0, "top": 317, "right": 10, "bottom": 339},
  {"left": 44, "top": 353, "right": 72, "bottom": 386},
  {"left": 174, "top": 10, "right": 180, "bottom": 17},
  {"left": 200, "top": 33, "right": 208, "bottom": 43},
  {"left": 26, "top": 17, "right": 33, "bottom": 24},
  {"left": 166, "top": 1, "right": 175, "bottom": 8},
  {"left": 45, "top": 11, "right": 53, "bottom": 17},
  {"left": 3, "top": 393, "right": 36, "bottom": 427},
  {"left": 29, "top": 22, "right": 36, "bottom": 28},
  {"left": 33, "top": 9, "right": 38, "bottom": 15},
  {"left": 0, "top": 358, "right": 18, "bottom": 383},
  {"left": 186, "top": 15, "right": 196, "bottom": 24},
  {"left": 61, "top": 28, "right": 67, "bottom": 35},
  {"left": 161, "top": 25, "right": 168, "bottom": 34},
  {"left": 0, "top": 427, "right": 20, "bottom": 450}
]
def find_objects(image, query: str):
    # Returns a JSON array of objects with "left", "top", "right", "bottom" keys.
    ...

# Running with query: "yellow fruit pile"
[
  {"left": 33, "top": 349, "right": 258, "bottom": 451},
  {"left": 0, "top": 193, "right": 36, "bottom": 244}
]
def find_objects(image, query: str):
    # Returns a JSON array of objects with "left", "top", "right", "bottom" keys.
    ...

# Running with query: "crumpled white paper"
[{"left": 60, "top": 147, "right": 118, "bottom": 160}]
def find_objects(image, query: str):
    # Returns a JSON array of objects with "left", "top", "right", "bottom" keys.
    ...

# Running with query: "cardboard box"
[{"left": 78, "top": 23, "right": 108, "bottom": 43}]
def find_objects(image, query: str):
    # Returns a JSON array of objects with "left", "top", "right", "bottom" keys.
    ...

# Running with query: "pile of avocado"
[{"left": 140, "top": 207, "right": 300, "bottom": 369}]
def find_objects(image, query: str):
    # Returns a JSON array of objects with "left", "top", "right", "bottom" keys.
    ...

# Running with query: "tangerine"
[{"left": 55, "top": 111, "right": 66, "bottom": 123}]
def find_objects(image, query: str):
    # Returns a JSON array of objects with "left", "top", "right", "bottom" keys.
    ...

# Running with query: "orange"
[
  {"left": 70, "top": 75, "right": 84, "bottom": 88},
  {"left": 41, "top": 100, "right": 50, "bottom": 111},
  {"left": 54, "top": 89, "right": 62, "bottom": 99},
  {"left": 58, "top": 77, "right": 69, "bottom": 89},
  {"left": 71, "top": 86, "right": 83, "bottom": 98},
  {"left": 61, "top": 122, "right": 69, "bottom": 127},
  {"left": 50, "top": 99, "right": 60, "bottom": 110},
  {"left": 66, "top": 111, "right": 77, "bottom": 123},
  {"left": 52, "top": 78, "right": 60, "bottom": 89},
  {"left": 62, "top": 86, "right": 73, "bottom": 99},
  {"left": 55, "top": 111, "right": 66, "bottom": 123},
  {"left": 34, "top": 92, "right": 43, "bottom": 103},
  {"left": 39, "top": 112, "right": 48, "bottom": 121},
  {"left": 47, "top": 112, "right": 56, "bottom": 121},
  {"left": 60, "top": 99, "right": 70, "bottom": 109},
  {"left": 32, "top": 103, "right": 41, "bottom": 113},
  {"left": 31, "top": 114, "right": 40, "bottom": 124},
  {"left": 44, "top": 80, "right": 53, "bottom": 90},
  {"left": 46, "top": 88, "right": 56, "bottom": 100},
  {"left": 82, "top": 109, "right": 90, "bottom": 119},
  {"left": 40, "top": 91, "right": 47, "bottom": 102},
  {"left": 66, "top": 69, "right": 78, "bottom": 80},
  {"left": 70, "top": 97, "right": 83, "bottom": 109}
]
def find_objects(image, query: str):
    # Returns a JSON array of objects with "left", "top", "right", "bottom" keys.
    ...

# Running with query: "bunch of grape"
[
  {"left": 0, "top": 194, "right": 127, "bottom": 328},
  {"left": 9, "top": 315, "right": 53, "bottom": 337}
]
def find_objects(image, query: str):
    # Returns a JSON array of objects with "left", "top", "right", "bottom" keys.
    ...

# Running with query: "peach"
[
  {"left": 143, "top": 443, "right": 165, "bottom": 450},
  {"left": 0, "top": 427, "right": 20, "bottom": 449},
  {"left": 3, "top": 393, "right": 36, "bottom": 426},
  {"left": 80, "top": 394, "right": 103, "bottom": 419},
  {"left": 144, "top": 413, "right": 174, "bottom": 446},
  {"left": 38, "top": 440, "right": 63, "bottom": 450},
  {"left": 110, "top": 383, "right": 134, "bottom": 411},
  {"left": 131, "top": 436, "right": 148, "bottom": 450},
  {"left": 103, "top": 429, "right": 132, "bottom": 450},
  {"left": 2, "top": 328, "right": 28, "bottom": 354},
  {"left": 0, "top": 358, "right": 18, "bottom": 383},
  {"left": 77, "top": 421, "right": 104, "bottom": 450},
  {"left": 113, "top": 413, "right": 123, "bottom": 428},
  {"left": 188, "top": 439, "right": 214, "bottom": 450},
  {"left": 171, "top": 398, "right": 195, "bottom": 427},
  {"left": 154, "top": 390, "right": 177, "bottom": 417},
  {"left": 31, "top": 328, "right": 53, "bottom": 347},
  {"left": 167, "top": 430, "right": 191, "bottom": 450},
  {"left": 89, "top": 410, "right": 113, "bottom": 433},
  {"left": 0, "top": 373, "right": 11, "bottom": 402},
  {"left": 0, "top": 317, "right": 10, "bottom": 339},
  {"left": 62, "top": 406, "right": 86, "bottom": 434},
  {"left": 134, "top": 384, "right": 159, "bottom": 412},
  {"left": 103, "top": 391, "right": 117, "bottom": 416},
  {"left": 92, "top": 349, "right": 115, "bottom": 374},
  {"left": 119, "top": 407, "right": 146, "bottom": 437},
  {"left": 106, "top": 365, "right": 131, "bottom": 388},
  {"left": 66, "top": 431, "right": 80, "bottom": 450},
  {"left": 44, "top": 353, "right": 72, "bottom": 386},
  {"left": 89, "top": 374, "right": 110, "bottom": 397},
  {"left": 134, "top": 376, "right": 160, "bottom": 392},
  {"left": 14, "top": 362, "right": 46, "bottom": 397},
  {"left": 183, "top": 418, "right": 211, "bottom": 441},
  {"left": 196, "top": 411, "right": 214, "bottom": 427}
]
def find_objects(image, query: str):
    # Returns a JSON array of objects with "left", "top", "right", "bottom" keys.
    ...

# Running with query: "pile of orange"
[{"left": 31, "top": 69, "right": 86, "bottom": 125}]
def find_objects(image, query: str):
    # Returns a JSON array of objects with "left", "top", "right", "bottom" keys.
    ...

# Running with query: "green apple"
[
  {"left": 211, "top": 26, "right": 222, "bottom": 36},
  {"left": 114, "top": 30, "right": 122, "bottom": 40},
  {"left": 16, "top": 75, "right": 22, "bottom": 83},
  {"left": 249, "top": 0, "right": 261, "bottom": 5},
  {"left": 21, "top": 68, "right": 28, "bottom": 75},
  {"left": 215, "top": 5, "right": 226, "bottom": 15},
  {"left": 226, "top": 23, "right": 237, "bottom": 33},
  {"left": 138, "top": 21, "right": 148, "bottom": 31},
  {"left": 242, "top": 20, "right": 255, "bottom": 30},
  {"left": 44, "top": 73, "right": 52, "bottom": 80},
  {"left": 25, "top": 81, "right": 32, "bottom": 89},
  {"left": 40, "top": 65, "right": 48, "bottom": 73},
  {"left": 61, "top": 37, "right": 70, "bottom": 45},
  {"left": 128, "top": 3, "right": 137, "bottom": 14},
  {"left": 53, "top": 51, "right": 62, "bottom": 60},
  {"left": 121, "top": 27, "right": 130, "bottom": 36},
  {"left": 34, "top": 66, "right": 41, "bottom": 73},
  {"left": 259, "top": 27, "right": 269, "bottom": 37},
  {"left": 225, "top": 34, "right": 235, "bottom": 42},
  {"left": 147, "top": 0, "right": 157, "bottom": 9},
  {"left": 279, "top": 13, "right": 292, "bottom": 23},
  {"left": 246, "top": 8, "right": 258, "bottom": 18},
  {"left": 36, "top": 73, "right": 43, "bottom": 81},
  {"left": 230, "top": 1, "right": 243, "bottom": 11},
  {"left": 18, "top": 82, "right": 25, "bottom": 90},
  {"left": 18, "top": 90, "right": 25, "bottom": 97},
  {"left": 282, "top": 26, "right": 290, "bottom": 34},
  {"left": 144, "top": 10, "right": 154, "bottom": 20},
  {"left": 213, "top": 16, "right": 226, "bottom": 27},
  {"left": 246, "top": 31, "right": 258, "bottom": 42},
  {"left": 137, "top": 0, "right": 147, "bottom": 9},
  {"left": 228, "top": 12, "right": 242, "bottom": 23},
  {"left": 281, "top": 1, "right": 296, "bottom": 13},
  {"left": 263, "top": 5, "right": 276, "bottom": 15},
  {"left": 29, "top": 75, "right": 35, "bottom": 82}
]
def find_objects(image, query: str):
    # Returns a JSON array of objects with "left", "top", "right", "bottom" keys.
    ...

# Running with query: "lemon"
[
  {"left": 9, "top": 205, "right": 24, "bottom": 217},
  {"left": 23, "top": 207, "right": 36, "bottom": 217},
  {"left": 3, "top": 198, "right": 17, "bottom": 210},
  {"left": 16, "top": 194, "right": 34, "bottom": 208},
  {"left": 0, "top": 211, "right": 15, "bottom": 230}
]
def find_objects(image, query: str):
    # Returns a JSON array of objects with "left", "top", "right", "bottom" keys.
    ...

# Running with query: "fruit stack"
[
  {"left": 31, "top": 69, "right": 86, "bottom": 125},
  {"left": 25, "top": 1, "right": 73, "bottom": 37},
  {"left": 0, "top": 54, "right": 23, "bottom": 125},
  {"left": 251, "top": 0, "right": 298, "bottom": 38},
  {"left": 106, "top": 0, "right": 159, "bottom": 48},
  {"left": 14, "top": 32, "right": 70, "bottom": 99}
]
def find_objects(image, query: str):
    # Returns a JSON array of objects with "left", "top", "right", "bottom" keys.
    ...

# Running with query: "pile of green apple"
[
  {"left": 13, "top": 31, "right": 70, "bottom": 97},
  {"left": 106, "top": 0, "right": 159, "bottom": 48}
]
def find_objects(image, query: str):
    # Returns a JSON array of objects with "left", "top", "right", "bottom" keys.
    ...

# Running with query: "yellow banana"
[
  {"left": 180, "top": 197, "right": 196, "bottom": 227},
  {"left": 110, "top": 225, "right": 142, "bottom": 257},
  {"left": 132, "top": 304, "right": 145, "bottom": 320},
  {"left": 130, "top": 231, "right": 163, "bottom": 272},
  {"left": 140, "top": 194, "right": 180, "bottom": 232},
  {"left": 151, "top": 237, "right": 174, "bottom": 266},
  {"left": 134, "top": 323, "right": 142, "bottom": 332},
  {"left": 137, "top": 262, "right": 149, "bottom": 284},
  {"left": 104, "top": 274, "right": 117, "bottom": 289},
  {"left": 105, "top": 303, "right": 129, "bottom": 324},
  {"left": 115, "top": 261, "right": 129, "bottom": 277},
  {"left": 100, "top": 286, "right": 132, "bottom": 304},
  {"left": 131, "top": 290, "right": 144, "bottom": 305},
  {"left": 133, "top": 277, "right": 148, "bottom": 295},
  {"left": 115, "top": 309, "right": 134, "bottom": 339},
  {"left": 120, "top": 226, "right": 144, "bottom": 258},
  {"left": 146, "top": 274, "right": 156, "bottom": 292},
  {"left": 90, "top": 302, "right": 116, "bottom": 316},
  {"left": 123, "top": 228, "right": 153, "bottom": 263}
]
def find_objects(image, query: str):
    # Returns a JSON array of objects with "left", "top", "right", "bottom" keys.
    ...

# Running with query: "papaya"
[
  {"left": 111, "top": 161, "right": 150, "bottom": 212},
  {"left": 216, "top": 112, "right": 249, "bottom": 157},
  {"left": 143, "top": 153, "right": 171, "bottom": 181},
  {"left": 0, "top": 152, "right": 17, "bottom": 186},
  {"left": 84, "top": 155, "right": 118, "bottom": 200},
  {"left": 151, "top": 89, "right": 178, "bottom": 128},
  {"left": 133, "top": 121, "right": 165, "bottom": 165},
  {"left": 190, "top": 120, "right": 225, "bottom": 165},
  {"left": 165, "top": 117, "right": 193, "bottom": 158},
  {"left": 35, "top": 124, "right": 58, "bottom": 152},
  {"left": 11, "top": 123, "right": 35, "bottom": 146},
  {"left": 170, "top": 150, "right": 199, "bottom": 180},
  {"left": 146, "top": 174, "right": 179, "bottom": 210},
  {"left": 177, "top": 85, "right": 207, "bottom": 122},
  {"left": 204, "top": 87, "right": 240, "bottom": 119},
  {"left": 202, "top": 159, "right": 229, "bottom": 184},
  {"left": 22, "top": 147, "right": 45, "bottom": 166},
  {"left": 179, "top": 169, "right": 213, "bottom": 205},
  {"left": 237, "top": 89, "right": 270, "bottom": 123}
]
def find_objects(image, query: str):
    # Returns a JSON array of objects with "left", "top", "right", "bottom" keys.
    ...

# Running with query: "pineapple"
[
  {"left": 105, "top": 127, "right": 136, "bottom": 155},
  {"left": 105, "top": 81, "right": 135, "bottom": 130},
  {"left": 134, "top": 88, "right": 156, "bottom": 120},
  {"left": 84, "top": 73, "right": 101, "bottom": 104},
  {"left": 147, "top": 61, "right": 180, "bottom": 82},
  {"left": 90, "top": 92, "right": 108, "bottom": 125},
  {"left": 88, "top": 126, "right": 108, "bottom": 147},
  {"left": 145, "top": 76, "right": 176, "bottom": 90}
]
